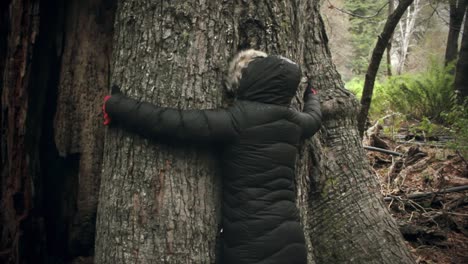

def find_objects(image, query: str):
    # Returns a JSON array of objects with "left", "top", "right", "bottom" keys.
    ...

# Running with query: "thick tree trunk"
[
  {"left": 358, "top": 0, "right": 414, "bottom": 136},
  {"left": 299, "top": 2, "right": 414, "bottom": 263},
  {"left": 95, "top": 1, "right": 414, "bottom": 264},
  {"left": 2, "top": 0, "right": 415, "bottom": 263},
  {"left": 94, "top": 1, "right": 227, "bottom": 262},
  {"left": 454, "top": 6, "right": 468, "bottom": 98},
  {"left": 445, "top": 0, "right": 467, "bottom": 65}
]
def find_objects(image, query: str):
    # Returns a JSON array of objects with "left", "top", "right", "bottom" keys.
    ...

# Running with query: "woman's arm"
[
  {"left": 104, "top": 94, "right": 239, "bottom": 143},
  {"left": 292, "top": 86, "right": 322, "bottom": 138}
]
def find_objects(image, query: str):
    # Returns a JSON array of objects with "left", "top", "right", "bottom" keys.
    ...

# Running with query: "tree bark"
[
  {"left": 94, "top": 1, "right": 227, "bottom": 262},
  {"left": 1, "top": 0, "right": 415, "bottom": 263},
  {"left": 1, "top": 0, "right": 115, "bottom": 263},
  {"left": 95, "top": 1, "right": 414, "bottom": 264},
  {"left": 1, "top": 1, "right": 45, "bottom": 263},
  {"left": 357, "top": 0, "right": 414, "bottom": 136},
  {"left": 444, "top": 0, "right": 468, "bottom": 66},
  {"left": 454, "top": 6, "right": 468, "bottom": 98},
  {"left": 53, "top": 0, "right": 115, "bottom": 258},
  {"left": 299, "top": 1, "right": 414, "bottom": 263}
]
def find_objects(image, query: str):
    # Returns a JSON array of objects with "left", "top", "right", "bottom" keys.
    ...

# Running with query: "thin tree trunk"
[
  {"left": 454, "top": 6, "right": 468, "bottom": 98},
  {"left": 95, "top": 1, "right": 414, "bottom": 264},
  {"left": 358, "top": 0, "right": 415, "bottom": 137},
  {"left": 393, "top": 0, "right": 423, "bottom": 75},
  {"left": 445, "top": 0, "right": 468, "bottom": 65},
  {"left": 387, "top": 0, "right": 395, "bottom": 77}
]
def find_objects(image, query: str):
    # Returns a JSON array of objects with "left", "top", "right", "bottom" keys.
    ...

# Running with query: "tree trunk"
[
  {"left": 299, "top": 1, "right": 414, "bottom": 263},
  {"left": 445, "top": 0, "right": 468, "bottom": 66},
  {"left": 1, "top": 0, "right": 115, "bottom": 263},
  {"left": 393, "top": 0, "right": 423, "bottom": 75},
  {"left": 93, "top": 1, "right": 227, "bottom": 262},
  {"left": 95, "top": 1, "right": 414, "bottom": 264},
  {"left": 386, "top": 0, "right": 395, "bottom": 77},
  {"left": 2, "top": 0, "right": 415, "bottom": 263},
  {"left": 454, "top": 6, "right": 468, "bottom": 98},
  {"left": 358, "top": 0, "right": 415, "bottom": 136},
  {"left": 1, "top": 1, "right": 43, "bottom": 263}
]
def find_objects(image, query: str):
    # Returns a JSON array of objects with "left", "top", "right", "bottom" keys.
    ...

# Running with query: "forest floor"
[{"left": 365, "top": 124, "right": 468, "bottom": 264}]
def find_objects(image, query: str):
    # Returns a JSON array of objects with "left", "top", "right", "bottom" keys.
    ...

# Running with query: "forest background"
[{"left": 324, "top": 0, "right": 468, "bottom": 263}]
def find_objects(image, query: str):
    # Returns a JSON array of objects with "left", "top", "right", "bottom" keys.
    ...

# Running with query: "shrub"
[
  {"left": 345, "top": 62, "right": 455, "bottom": 122},
  {"left": 345, "top": 77, "right": 391, "bottom": 120},
  {"left": 383, "top": 62, "right": 455, "bottom": 121},
  {"left": 442, "top": 97, "right": 468, "bottom": 158}
]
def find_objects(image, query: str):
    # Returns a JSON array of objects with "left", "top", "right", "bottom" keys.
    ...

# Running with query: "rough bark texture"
[
  {"left": 53, "top": 0, "right": 115, "bottom": 258},
  {"left": 2, "top": 0, "right": 415, "bottom": 263},
  {"left": 1, "top": 0, "right": 115, "bottom": 263},
  {"left": 454, "top": 6, "right": 468, "bottom": 98},
  {"left": 95, "top": 1, "right": 414, "bottom": 264},
  {"left": 357, "top": 0, "right": 414, "bottom": 136},
  {"left": 1, "top": 1, "right": 43, "bottom": 263},
  {"left": 298, "top": 2, "right": 414, "bottom": 263},
  {"left": 444, "top": 0, "right": 468, "bottom": 65},
  {"left": 94, "top": 1, "right": 228, "bottom": 262}
]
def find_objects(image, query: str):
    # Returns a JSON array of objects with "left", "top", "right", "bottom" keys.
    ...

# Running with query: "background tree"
[
  {"left": 344, "top": 0, "right": 388, "bottom": 75},
  {"left": 392, "top": 0, "right": 425, "bottom": 74},
  {"left": 454, "top": 5, "right": 468, "bottom": 98},
  {"left": 358, "top": 0, "right": 415, "bottom": 136},
  {"left": 445, "top": 0, "right": 468, "bottom": 65},
  {"left": 1, "top": 0, "right": 415, "bottom": 263},
  {"left": 387, "top": 0, "right": 396, "bottom": 76}
]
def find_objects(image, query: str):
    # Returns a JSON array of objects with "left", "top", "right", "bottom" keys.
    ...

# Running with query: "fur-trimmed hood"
[{"left": 225, "top": 50, "right": 301, "bottom": 106}]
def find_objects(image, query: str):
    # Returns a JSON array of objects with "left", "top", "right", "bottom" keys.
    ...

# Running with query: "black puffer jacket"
[{"left": 105, "top": 56, "right": 322, "bottom": 264}]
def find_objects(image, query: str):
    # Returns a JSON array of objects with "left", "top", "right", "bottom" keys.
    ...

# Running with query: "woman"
[{"left": 103, "top": 49, "right": 322, "bottom": 264}]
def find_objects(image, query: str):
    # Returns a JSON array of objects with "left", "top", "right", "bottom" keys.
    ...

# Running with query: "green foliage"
[
  {"left": 384, "top": 62, "right": 455, "bottom": 121},
  {"left": 345, "top": 0, "right": 387, "bottom": 75},
  {"left": 441, "top": 98, "right": 468, "bottom": 157},
  {"left": 345, "top": 77, "right": 390, "bottom": 120},
  {"left": 409, "top": 117, "right": 437, "bottom": 139},
  {"left": 346, "top": 62, "right": 456, "bottom": 122}
]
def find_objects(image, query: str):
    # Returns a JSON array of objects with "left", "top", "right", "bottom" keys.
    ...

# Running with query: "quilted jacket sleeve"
[
  {"left": 294, "top": 92, "right": 322, "bottom": 138},
  {"left": 105, "top": 94, "right": 239, "bottom": 143}
]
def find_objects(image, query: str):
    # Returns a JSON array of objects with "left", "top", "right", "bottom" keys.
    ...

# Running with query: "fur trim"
[{"left": 225, "top": 49, "right": 268, "bottom": 94}]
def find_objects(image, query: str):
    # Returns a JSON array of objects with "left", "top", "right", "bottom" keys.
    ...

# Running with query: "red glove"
[
  {"left": 304, "top": 80, "right": 318, "bottom": 98},
  {"left": 102, "top": 95, "right": 112, "bottom": 125}
]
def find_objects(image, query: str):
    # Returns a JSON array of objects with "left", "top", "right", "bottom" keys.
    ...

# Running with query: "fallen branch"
[
  {"left": 364, "top": 145, "right": 403, "bottom": 156},
  {"left": 384, "top": 185, "right": 468, "bottom": 202}
]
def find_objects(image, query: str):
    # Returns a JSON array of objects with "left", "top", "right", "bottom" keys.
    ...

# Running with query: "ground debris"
[{"left": 364, "top": 129, "right": 468, "bottom": 264}]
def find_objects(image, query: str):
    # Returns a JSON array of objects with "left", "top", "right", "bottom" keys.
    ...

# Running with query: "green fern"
[{"left": 345, "top": 61, "right": 456, "bottom": 122}]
